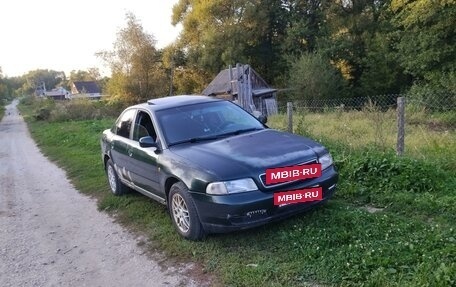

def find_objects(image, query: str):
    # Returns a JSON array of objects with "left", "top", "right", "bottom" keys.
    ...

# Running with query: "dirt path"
[{"left": 0, "top": 100, "right": 198, "bottom": 287}]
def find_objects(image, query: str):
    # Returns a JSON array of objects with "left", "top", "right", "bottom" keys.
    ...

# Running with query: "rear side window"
[{"left": 115, "top": 109, "right": 136, "bottom": 138}]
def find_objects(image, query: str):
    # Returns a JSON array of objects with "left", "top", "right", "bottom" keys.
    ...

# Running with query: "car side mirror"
[
  {"left": 258, "top": 114, "right": 268, "bottom": 124},
  {"left": 139, "top": 136, "right": 158, "bottom": 148}
]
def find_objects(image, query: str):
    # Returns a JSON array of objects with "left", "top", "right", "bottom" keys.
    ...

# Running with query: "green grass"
[
  {"left": 19, "top": 105, "right": 456, "bottom": 286},
  {"left": 0, "top": 105, "right": 4, "bottom": 120},
  {"left": 268, "top": 109, "right": 456, "bottom": 169}
]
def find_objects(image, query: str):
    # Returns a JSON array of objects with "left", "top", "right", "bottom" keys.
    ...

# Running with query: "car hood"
[{"left": 169, "top": 129, "right": 322, "bottom": 180}]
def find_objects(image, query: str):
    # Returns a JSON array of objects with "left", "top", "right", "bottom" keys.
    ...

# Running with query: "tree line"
[{"left": 1, "top": 0, "right": 454, "bottom": 105}]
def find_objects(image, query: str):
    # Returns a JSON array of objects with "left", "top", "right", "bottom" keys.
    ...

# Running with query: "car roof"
[{"left": 131, "top": 95, "right": 223, "bottom": 111}]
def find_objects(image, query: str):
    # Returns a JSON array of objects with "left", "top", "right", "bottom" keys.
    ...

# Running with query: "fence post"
[
  {"left": 287, "top": 102, "right": 293, "bottom": 133},
  {"left": 396, "top": 97, "right": 405, "bottom": 156}
]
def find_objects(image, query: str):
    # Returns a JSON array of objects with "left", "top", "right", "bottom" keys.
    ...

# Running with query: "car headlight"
[
  {"left": 319, "top": 153, "right": 333, "bottom": 170},
  {"left": 206, "top": 178, "right": 258, "bottom": 195}
]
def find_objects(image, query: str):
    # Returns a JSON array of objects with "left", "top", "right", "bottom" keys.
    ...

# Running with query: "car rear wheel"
[
  {"left": 106, "top": 159, "right": 128, "bottom": 196},
  {"left": 169, "top": 182, "right": 205, "bottom": 240}
]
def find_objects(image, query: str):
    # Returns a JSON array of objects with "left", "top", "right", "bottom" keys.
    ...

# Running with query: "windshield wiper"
[
  {"left": 168, "top": 135, "right": 220, "bottom": 146},
  {"left": 168, "top": 128, "right": 263, "bottom": 147},
  {"left": 217, "top": 127, "right": 263, "bottom": 137}
]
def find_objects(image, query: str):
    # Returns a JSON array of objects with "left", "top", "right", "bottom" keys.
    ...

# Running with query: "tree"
[
  {"left": 172, "top": 0, "right": 288, "bottom": 84},
  {"left": 97, "top": 12, "right": 168, "bottom": 103},
  {"left": 19, "top": 69, "right": 65, "bottom": 95},
  {"left": 0, "top": 67, "right": 25, "bottom": 101},
  {"left": 69, "top": 68, "right": 100, "bottom": 82},
  {"left": 289, "top": 52, "right": 344, "bottom": 101},
  {"left": 161, "top": 44, "right": 209, "bottom": 95},
  {"left": 359, "top": 30, "right": 409, "bottom": 95},
  {"left": 390, "top": 0, "right": 455, "bottom": 90},
  {"left": 317, "top": 0, "right": 391, "bottom": 95},
  {"left": 281, "top": 0, "right": 327, "bottom": 56},
  {"left": 0, "top": 67, "right": 7, "bottom": 102}
]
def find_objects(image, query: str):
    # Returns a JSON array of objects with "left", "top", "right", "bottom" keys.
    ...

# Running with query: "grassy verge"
[
  {"left": 0, "top": 105, "right": 4, "bottom": 120},
  {"left": 268, "top": 109, "right": 456, "bottom": 170},
  {"left": 19, "top": 105, "right": 455, "bottom": 286}
]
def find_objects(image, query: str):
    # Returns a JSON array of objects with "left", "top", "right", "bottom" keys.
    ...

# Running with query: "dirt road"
[{"left": 0, "top": 101, "right": 197, "bottom": 287}]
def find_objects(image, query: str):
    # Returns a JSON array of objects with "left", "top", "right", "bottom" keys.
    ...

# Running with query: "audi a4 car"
[{"left": 101, "top": 95, "right": 338, "bottom": 240}]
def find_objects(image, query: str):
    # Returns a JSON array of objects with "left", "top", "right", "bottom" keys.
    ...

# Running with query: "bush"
[
  {"left": 288, "top": 52, "right": 345, "bottom": 101},
  {"left": 407, "top": 73, "right": 456, "bottom": 112},
  {"left": 26, "top": 97, "right": 56, "bottom": 121},
  {"left": 339, "top": 150, "right": 444, "bottom": 194},
  {"left": 49, "top": 99, "right": 125, "bottom": 122},
  {"left": 20, "top": 96, "right": 125, "bottom": 122}
]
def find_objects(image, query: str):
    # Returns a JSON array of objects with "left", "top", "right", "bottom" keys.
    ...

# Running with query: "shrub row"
[{"left": 20, "top": 96, "right": 125, "bottom": 122}]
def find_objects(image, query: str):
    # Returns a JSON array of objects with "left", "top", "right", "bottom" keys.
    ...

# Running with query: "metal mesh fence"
[
  {"left": 277, "top": 94, "right": 456, "bottom": 113},
  {"left": 270, "top": 94, "right": 456, "bottom": 158}
]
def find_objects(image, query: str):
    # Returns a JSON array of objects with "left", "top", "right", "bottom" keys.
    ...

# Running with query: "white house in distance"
[
  {"left": 44, "top": 87, "right": 71, "bottom": 100},
  {"left": 70, "top": 81, "right": 102, "bottom": 99}
]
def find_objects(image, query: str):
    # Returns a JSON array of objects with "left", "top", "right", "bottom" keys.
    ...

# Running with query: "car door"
[
  {"left": 128, "top": 110, "right": 163, "bottom": 198},
  {"left": 110, "top": 108, "right": 137, "bottom": 183}
]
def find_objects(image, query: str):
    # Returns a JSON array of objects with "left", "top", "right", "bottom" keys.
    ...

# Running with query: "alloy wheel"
[{"left": 172, "top": 194, "right": 190, "bottom": 233}]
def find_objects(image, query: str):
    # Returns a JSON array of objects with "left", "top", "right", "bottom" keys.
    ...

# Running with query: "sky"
[{"left": 0, "top": 0, "right": 181, "bottom": 77}]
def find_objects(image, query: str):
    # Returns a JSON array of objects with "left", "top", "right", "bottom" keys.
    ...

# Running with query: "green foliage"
[
  {"left": 391, "top": 0, "right": 456, "bottom": 84},
  {"left": 172, "top": 67, "right": 208, "bottom": 95},
  {"left": 0, "top": 66, "right": 21, "bottom": 102},
  {"left": 406, "top": 72, "right": 456, "bottom": 112},
  {"left": 281, "top": 0, "right": 326, "bottom": 56},
  {"left": 340, "top": 150, "right": 442, "bottom": 194},
  {"left": 19, "top": 96, "right": 56, "bottom": 121},
  {"left": 49, "top": 99, "right": 123, "bottom": 122},
  {"left": 359, "top": 30, "right": 409, "bottom": 95},
  {"left": 20, "top": 95, "right": 124, "bottom": 122},
  {"left": 97, "top": 12, "right": 168, "bottom": 103},
  {"left": 172, "top": 0, "right": 288, "bottom": 83},
  {"left": 169, "top": 0, "right": 453, "bottom": 99},
  {"left": 289, "top": 52, "right": 345, "bottom": 100},
  {"left": 335, "top": 147, "right": 456, "bottom": 224},
  {"left": 317, "top": 0, "right": 389, "bottom": 94},
  {"left": 19, "top": 69, "right": 65, "bottom": 95},
  {"left": 69, "top": 68, "right": 100, "bottom": 82}
]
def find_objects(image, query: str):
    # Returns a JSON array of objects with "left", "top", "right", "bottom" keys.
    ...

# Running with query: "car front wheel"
[{"left": 169, "top": 182, "right": 205, "bottom": 240}]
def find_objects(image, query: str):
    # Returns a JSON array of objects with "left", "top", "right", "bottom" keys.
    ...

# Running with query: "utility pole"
[{"left": 169, "top": 59, "right": 174, "bottom": 97}]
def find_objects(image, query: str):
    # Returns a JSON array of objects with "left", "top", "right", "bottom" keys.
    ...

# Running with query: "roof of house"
[
  {"left": 202, "top": 65, "right": 275, "bottom": 96},
  {"left": 72, "top": 81, "right": 101, "bottom": 94}
]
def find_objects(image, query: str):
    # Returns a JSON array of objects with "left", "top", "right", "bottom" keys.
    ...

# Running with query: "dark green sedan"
[{"left": 101, "top": 95, "right": 338, "bottom": 240}]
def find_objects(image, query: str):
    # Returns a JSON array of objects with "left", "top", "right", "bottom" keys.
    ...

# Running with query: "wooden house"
[
  {"left": 70, "top": 81, "right": 102, "bottom": 99},
  {"left": 202, "top": 64, "right": 278, "bottom": 116}
]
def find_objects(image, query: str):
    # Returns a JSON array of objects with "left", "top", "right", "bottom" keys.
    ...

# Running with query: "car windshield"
[{"left": 155, "top": 101, "right": 265, "bottom": 146}]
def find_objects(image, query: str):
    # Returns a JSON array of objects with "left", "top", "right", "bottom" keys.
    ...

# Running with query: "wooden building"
[{"left": 202, "top": 64, "right": 278, "bottom": 116}]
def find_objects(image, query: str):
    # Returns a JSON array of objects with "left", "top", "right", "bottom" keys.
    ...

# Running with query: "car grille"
[{"left": 259, "top": 159, "right": 318, "bottom": 189}]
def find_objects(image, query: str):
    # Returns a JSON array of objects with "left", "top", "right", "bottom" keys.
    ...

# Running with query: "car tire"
[
  {"left": 169, "top": 182, "right": 205, "bottom": 240},
  {"left": 106, "top": 159, "right": 128, "bottom": 196}
]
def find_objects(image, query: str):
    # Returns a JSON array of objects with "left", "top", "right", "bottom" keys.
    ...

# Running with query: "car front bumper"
[{"left": 189, "top": 165, "right": 338, "bottom": 233}]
